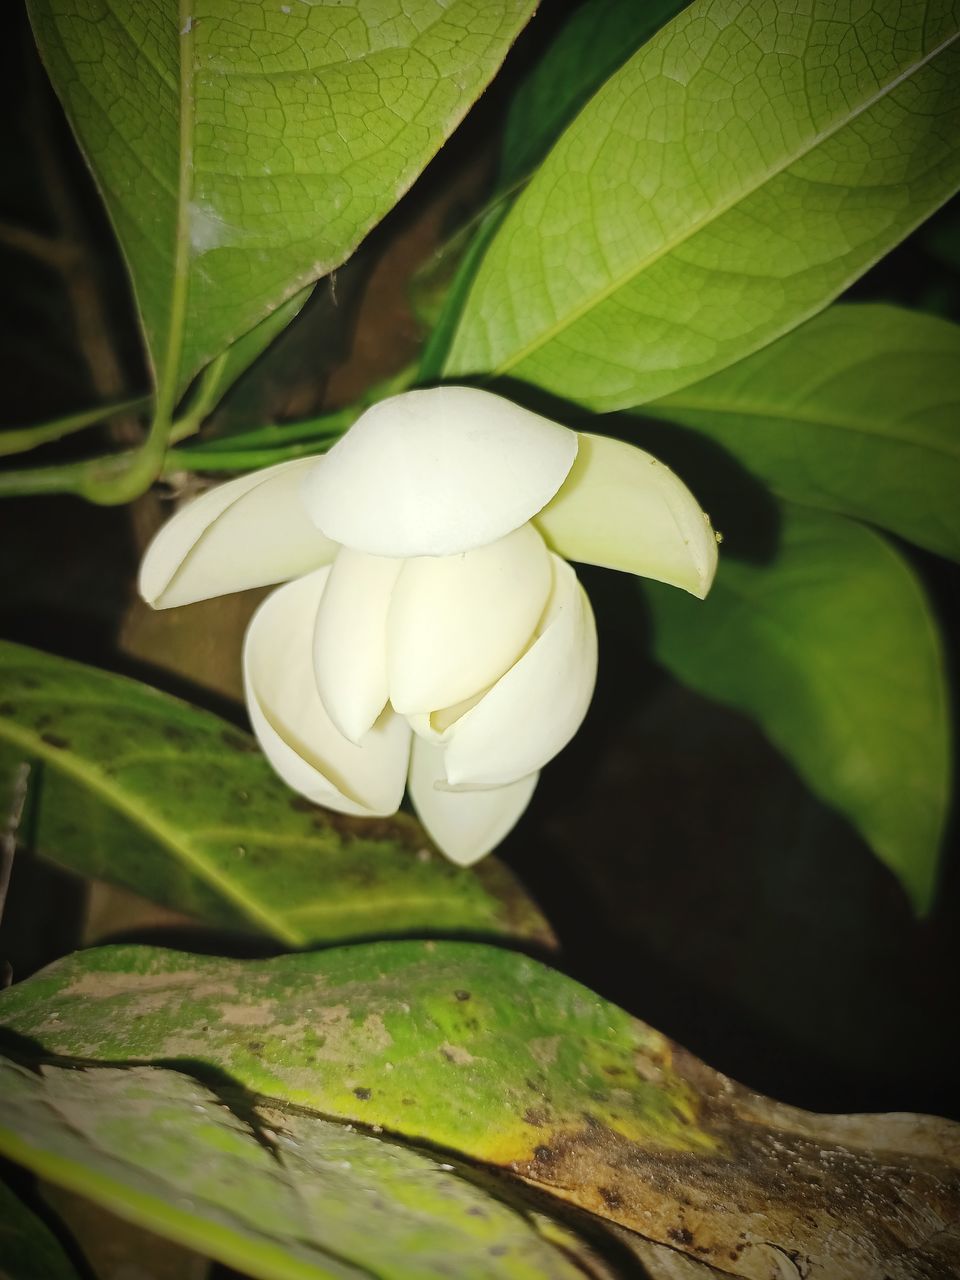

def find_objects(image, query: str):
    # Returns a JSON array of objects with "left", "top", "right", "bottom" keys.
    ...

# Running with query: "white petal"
[
  {"left": 408, "top": 736, "right": 538, "bottom": 866},
  {"left": 244, "top": 570, "right": 410, "bottom": 817},
  {"left": 387, "top": 523, "right": 552, "bottom": 716},
  {"left": 313, "top": 548, "right": 403, "bottom": 743},
  {"left": 140, "top": 458, "right": 339, "bottom": 609},
  {"left": 301, "top": 387, "right": 578, "bottom": 557},
  {"left": 442, "top": 555, "right": 598, "bottom": 788},
  {"left": 534, "top": 433, "right": 718, "bottom": 598}
]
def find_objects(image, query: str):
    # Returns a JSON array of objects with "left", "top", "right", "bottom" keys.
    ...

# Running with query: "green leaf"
[
  {"left": 0, "top": 1059, "right": 587, "bottom": 1280},
  {"left": 0, "top": 1179, "right": 82, "bottom": 1280},
  {"left": 644, "top": 506, "right": 950, "bottom": 911},
  {"left": 184, "top": 284, "right": 315, "bottom": 427},
  {"left": 27, "top": 0, "right": 537, "bottom": 413},
  {"left": 418, "top": 0, "right": 690, "bottom": 384},
  {"left": 445, "top": 0, "right": 960, "bottom": 410},
  {"left": 644, "top": 304, "right": 960, "bottom": 562},
  {"left": 498, "top": 0, "right": 688, "bottom": 189},
  {"left": 0, "top": 640, "right": 552, "bottom": 949},
  {"left": 5, "top": 942, "right": 960, "bottom": 1277}
]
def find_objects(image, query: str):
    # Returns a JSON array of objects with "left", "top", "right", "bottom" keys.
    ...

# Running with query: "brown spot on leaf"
[
  {"left": 668, "top": 1227, "right": 694, "bottom": 1246},
  {"left": 41, "top": 733, "right": 69, "bottom": 750},
  {"left": 353, "top": 1087, "right": 371, "bottom": 1101},
  {"left": 454, "top": 990, "right": 471, "bottom": 1001}
]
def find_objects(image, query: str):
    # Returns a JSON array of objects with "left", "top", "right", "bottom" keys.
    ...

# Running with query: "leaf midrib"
[
  {"left": 651, "top": 394, "right": 960, "bottom": 463},
  {"left": 154, "top": 0, "right": 196, "bottom": 418},
  {"left": 0, "top": 718, "right": 299, "bottom": 945},
  {"left": 489, "top": 25, "right": 960, "bottom": 377}
]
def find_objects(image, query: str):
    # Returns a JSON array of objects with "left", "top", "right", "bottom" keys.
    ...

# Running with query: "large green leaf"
[
  {"left": 644, "top": 304, "right": 960, "bottom": 562},
  {"left": 644, "top": 506, "right": 950, "bottom": 911},
  {"left": 0, "top": 1058, "right": 588, "bottom": 1280},
  {"left": 0, "top": 640, "right": 551, "bottom": 948},
  {"left": 4, "top": 942, "right": 960, "bottom": 1278},
  {"left": 445, "top": 0, "right": 960, "bottom": 410},
  {"left": 0, "top": 1179, "right": 82, "bottom": 1280},
  {"left": 27, "top": 0, "right": 536, "bottom": 408},
  {"left": 498, "top": 0, "right": 688, "bottom": 189}
]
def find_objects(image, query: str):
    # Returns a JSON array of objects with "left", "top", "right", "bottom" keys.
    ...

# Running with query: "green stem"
[{"left": 0, "top": 396, "right": 151, "bottom": 458}]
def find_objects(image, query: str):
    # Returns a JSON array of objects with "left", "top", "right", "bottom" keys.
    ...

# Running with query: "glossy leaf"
[
  {"left": 0, "top": 1058, "right": 586, "bottom": 1280},
  {"left": 27, "top": 0, "right": 537, "bottom": 405},
  {"left": 0, "top": 1178, "right": 82, "bottom": 1280},
  {"left": 644, "top": 506, "right": 950, "bottom": 911},
  {"left": 418, "top": 0, "right": 690, "bottom": 383},
  {"left": 446, "top": 0, "right": 960, "bottom": 410},
  {"left": 645, "top": 304, "right": 960, "bottom": 562},
  {"left": 0, "top": 640, "right": 552, "bottom": 947},
  {"left": 499, "top": 0, "right": 688, "bottom": 188},
  {"left": 4, "top": 942, "right": 960, "bottom": 1278}
]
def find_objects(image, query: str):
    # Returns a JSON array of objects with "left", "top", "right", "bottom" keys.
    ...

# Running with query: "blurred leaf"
[
  {"left": 189, "top": 285, "right": 315, "bottom": 425},
  {"left": 499, "top": 0, "right": 688, "bottom": 189},
  {"left": 644, "top": 506, "right": 950, "bottom": 911},
  {"left": 645, "top": 304, "right": 960, "bottom": 562},
  {"left": 0, "top": 1058, "right": 587, "bottom": 1280},
  {"left": 27, "top": 0, "right": 537, "bottom": 407},
  {"left": 0, "top": 640, "right": 552, "bottom": 948},
  {"left": 4, "top": 942, "right": 960, "bottom": 1278},
  {"left": 0, "top": 1178, "right": 82, "bottom": 1280},
  {"left": 446, "top": 0, "right": 960, "bottom": 410}
]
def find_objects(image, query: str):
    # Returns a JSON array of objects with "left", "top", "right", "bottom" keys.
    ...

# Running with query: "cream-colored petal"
[
  {"left": 313, "top": 547, "right": 403, "bottom": 744},
  {"left": 534, "top": 433, "right": 718, "bottom": 598},
  {"left": 140, "top": 458, "right": 339, "bottom": 609},
  {"left": 387, "top": 523, "right": 552, "bottom": 716},
  {"left": 301, "top": 387, "right": 578, "bottom": 557},
  {"left": 442, "top": 555, "right": 598, "bottom": 788},
  {"left": 244, "top": 570, "right": 410, "bottom": 817},
  {"left": 408, "top": 736, "right": 538, "bottom": 866}
]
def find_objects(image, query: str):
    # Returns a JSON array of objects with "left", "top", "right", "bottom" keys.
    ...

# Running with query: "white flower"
[{"left": 140, "top": 387, "right": 717, "bottom": 865}]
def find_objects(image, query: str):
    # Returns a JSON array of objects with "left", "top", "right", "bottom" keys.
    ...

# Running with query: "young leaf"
[
  {"left": 445, "top": 0, "right": 960, "bottom": 410},
  {"left": 27, "top": 0, "right": 537, "bottom": 410},
  {"left": 0, "top": 640, "right": 552, "bottom": 948},
  {"left": 0, "top": 1059, "right": 586, "bottom": 1280},
  {"left": 644, "top": 506, "right": 950, "bottom": 912},
  {"left": 4, "top": 942, "right": 960, "bottom": 1277},
  {"left": 0, "top": 1179, "right": 82, "bottom": 1280},
  {"left": 644, "top": 304, "right": 960, "bottom": 562},
  {"left": 499, "top": 0, "right": 689, "bottom": 189}
]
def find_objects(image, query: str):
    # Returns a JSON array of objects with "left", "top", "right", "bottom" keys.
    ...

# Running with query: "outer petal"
[
  {"left": 244, "top": 569, "right": 411, "bottom": 817},
  {"left": 140, "top": 458, "right": 339, "bottom": 609},
  {"left": 387, "top": 523, "right": 552, "bottom": 715},
  {"left": 534, "top": 433, "right": 718, "bottom": 598},
  {"left": 408, "top": 736, "right": 538, "bottom": 867},
  {"left": 301, "top": 387, "right": 578, "bottom": 557},
  {"left": 314, "top": 548, "right": 404, "bottom": 744},
  {"left": 441, "top": 555, "right": 598, "bottom": 788}
]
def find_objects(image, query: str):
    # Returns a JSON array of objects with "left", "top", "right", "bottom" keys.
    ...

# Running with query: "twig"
[{"left": 0, "top": 761, "right": 31, "bottom": 943}]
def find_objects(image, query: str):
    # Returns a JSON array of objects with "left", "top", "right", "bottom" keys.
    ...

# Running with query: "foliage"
[{"left": 1, "top": 0, "right": 959, "bottom": 1273}]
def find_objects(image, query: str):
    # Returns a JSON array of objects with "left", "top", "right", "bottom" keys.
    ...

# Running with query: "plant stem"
[{"left": 0, "top": 396, "right": 151, "bottom": 458}]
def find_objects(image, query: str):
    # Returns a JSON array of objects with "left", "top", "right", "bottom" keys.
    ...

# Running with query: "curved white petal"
[
  {"left": 301, "top": 387, "right": 578, "bottom": 557},
  {"left": 314, "top": 548, "right": 403, "bottom": 743},
  {"left": 408, "top": 736, "right": 538, "bottom": 866},
  {"left": 140, "top": 458, "right": 339, "bottom": 609},
  {"left": 244, "top": 570, "right": 410, "bottom": 817},
  {"left": 534, "top": 433, "right": 718, "bottom": 599},
  {"left": 387, "top": 523, "right": 552, "bottom": 716},
  {"left": 442, "top": 555, "right": 598, "bottom": 788}
]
